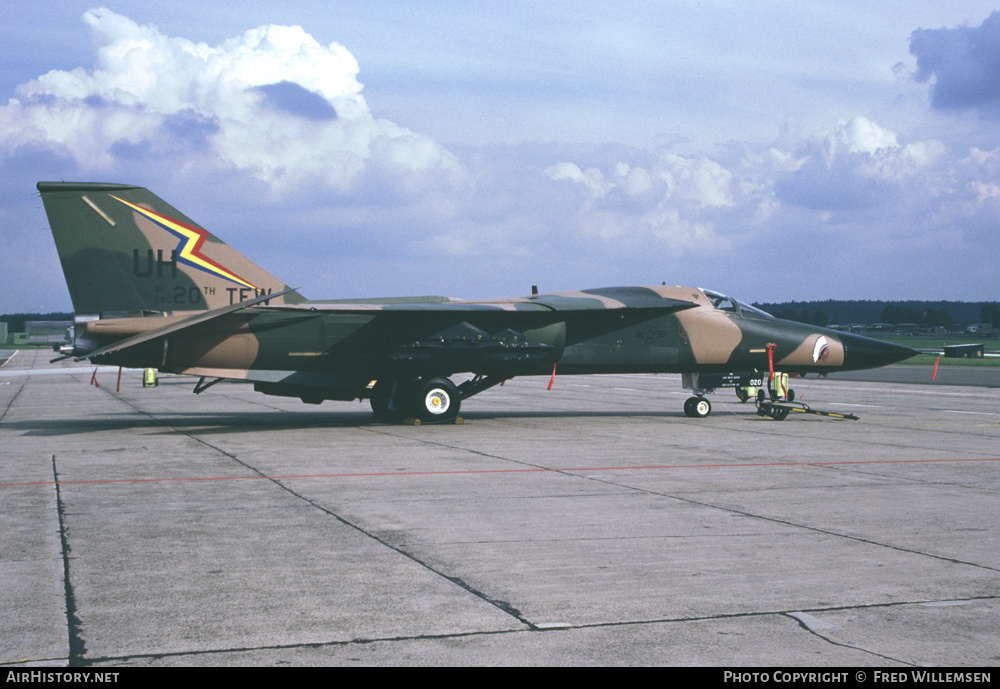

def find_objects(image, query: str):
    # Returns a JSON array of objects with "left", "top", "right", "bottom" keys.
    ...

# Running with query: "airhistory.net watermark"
[{"left": 5, "top": 672, "right": 119, "bottom": 683}]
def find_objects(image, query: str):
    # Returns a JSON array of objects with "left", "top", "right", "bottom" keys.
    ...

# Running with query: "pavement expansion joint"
[{"left": 51, "top": 454, "right": 88, "bottom": 666}]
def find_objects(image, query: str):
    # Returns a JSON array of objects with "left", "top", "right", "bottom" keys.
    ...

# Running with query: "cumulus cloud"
[
  {"left": 774, "top": 116, "right": 946, "bottom": 211},
  {"left": 910, "top": 11, "right": 1000, "bottom": 114},
  {"left": 536, "top": 119, "right": 952, "bottom": 259},
  {"left": 0, "top": 7, "right": 461, "bottom": 195},
  {"left": 542, "top": 152, "right": 737, "bottom": 253},
  {"left": 546, "top": 154, "right": 733, "bottom": 208},
  {"left": 532, "top": 110, "right": 1000, "bottom": 299}
]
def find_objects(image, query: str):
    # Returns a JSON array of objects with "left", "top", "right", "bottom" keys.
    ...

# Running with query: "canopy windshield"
[{"left": 702, "top": 289, "right": 774, "bottom": 321}]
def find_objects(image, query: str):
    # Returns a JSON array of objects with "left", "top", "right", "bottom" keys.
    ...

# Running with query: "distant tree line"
[
  {"left": 751, "top": 301, "right": 1000, "bottom": 327},
  {"left": 879, "top": 305, "right": 951, "bottom": 327},
  {"left": 982, "top": 304, "right": 1000, "bottom": 328}
]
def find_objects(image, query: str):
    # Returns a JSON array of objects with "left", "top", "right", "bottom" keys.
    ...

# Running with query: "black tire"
[
  {"left": 413, "top": 377, "right": 460, "bottom": 423},
  {"left": 736, "top": 388, "right": 749, "bottom": 403},
  {"left": 684, "top": 396, "right": 711, "bottom": 418}
]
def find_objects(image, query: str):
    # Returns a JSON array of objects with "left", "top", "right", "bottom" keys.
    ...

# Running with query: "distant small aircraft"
[{"left": 38, "top": 182, "right": 915, "bottom": 422}]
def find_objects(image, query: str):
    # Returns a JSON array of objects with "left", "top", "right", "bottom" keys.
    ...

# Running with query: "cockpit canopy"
[{"left": 702, "top": 289, "right": 774, "bottom": 321}]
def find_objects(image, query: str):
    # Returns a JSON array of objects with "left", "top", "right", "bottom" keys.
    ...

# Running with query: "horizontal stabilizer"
[{"left": 75, "top": 288, "right": 298, "bottom": 361}]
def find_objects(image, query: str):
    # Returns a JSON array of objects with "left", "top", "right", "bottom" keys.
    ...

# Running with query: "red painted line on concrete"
[{"left": 3, "top": 457, "right": 999, "bottom": 489}]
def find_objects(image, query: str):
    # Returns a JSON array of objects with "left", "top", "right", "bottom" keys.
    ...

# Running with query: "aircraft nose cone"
[{"left": 838, "top": 332, "right": 918, "bottom": 371}]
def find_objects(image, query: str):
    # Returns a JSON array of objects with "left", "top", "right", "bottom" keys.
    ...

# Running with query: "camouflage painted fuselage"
[
  {"left": 79, "top": 284, "right": 902, "bottom": 402},
  {"left": 38, "top": 181, "right": 915, "bottom": 412}
]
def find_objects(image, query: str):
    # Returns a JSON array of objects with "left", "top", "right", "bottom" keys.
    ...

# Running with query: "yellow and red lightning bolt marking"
[{"left": 111, "top": 195, "right": 257, "bottom": 289}]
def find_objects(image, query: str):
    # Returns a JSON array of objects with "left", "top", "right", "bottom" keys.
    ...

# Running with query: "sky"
[{"left": 2, "top": 2, "right": 1000, "bottom": 314}]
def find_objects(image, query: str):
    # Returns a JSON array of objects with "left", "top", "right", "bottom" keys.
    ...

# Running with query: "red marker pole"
[
  {"left": 90, "top": 367, "right": 100, "bottom": 388},
  {"left": 116, "top": 366, "right": 123, "bottom": 392},
  {"left": 766, "top": 343, "right": 777, "bottom": 381},
  {"left": 932, "top": 356, "right": 940, "bottom": 381},
  {"left": 547, "top": 363, "right": 557, "bottom": 390}
]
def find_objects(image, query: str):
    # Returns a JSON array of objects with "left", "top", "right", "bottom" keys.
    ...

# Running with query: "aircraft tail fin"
[{"left": 37, "top": 182, "right": 304, "bottom": 315}]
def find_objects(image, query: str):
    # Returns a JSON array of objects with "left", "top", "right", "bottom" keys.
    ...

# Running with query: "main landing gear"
[
  {"left": 683, "top": 396, "right": 712, "bottom": 418},
  {"left": 416, "top": 378, "right": 459, "bottom": 422},
  {"left": 370, "top": 377, "right": 460, "bottom": 423},
  {"left": 368, "top": 374, "right": 508, "bottom": 424}
]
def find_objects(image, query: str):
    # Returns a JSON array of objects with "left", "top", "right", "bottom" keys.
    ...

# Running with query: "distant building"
[
  {"left": 25, "top": 320, "right": 72, "bottom": 344},
  {"left": 944, "top": 343, "right": 985, "bottom": 358}
]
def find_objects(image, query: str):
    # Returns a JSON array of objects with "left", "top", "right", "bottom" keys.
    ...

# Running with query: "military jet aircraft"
[{"left": 37, "top": 181, "right": 916, "bottom": 422}]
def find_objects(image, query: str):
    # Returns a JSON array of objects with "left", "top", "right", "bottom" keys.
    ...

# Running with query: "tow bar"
[
  {"left": 755, "top": 342, "right": 859, "bottom": 420},
  {"left": 756, "top": 399, "right": 859, "bottom": 421}
]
